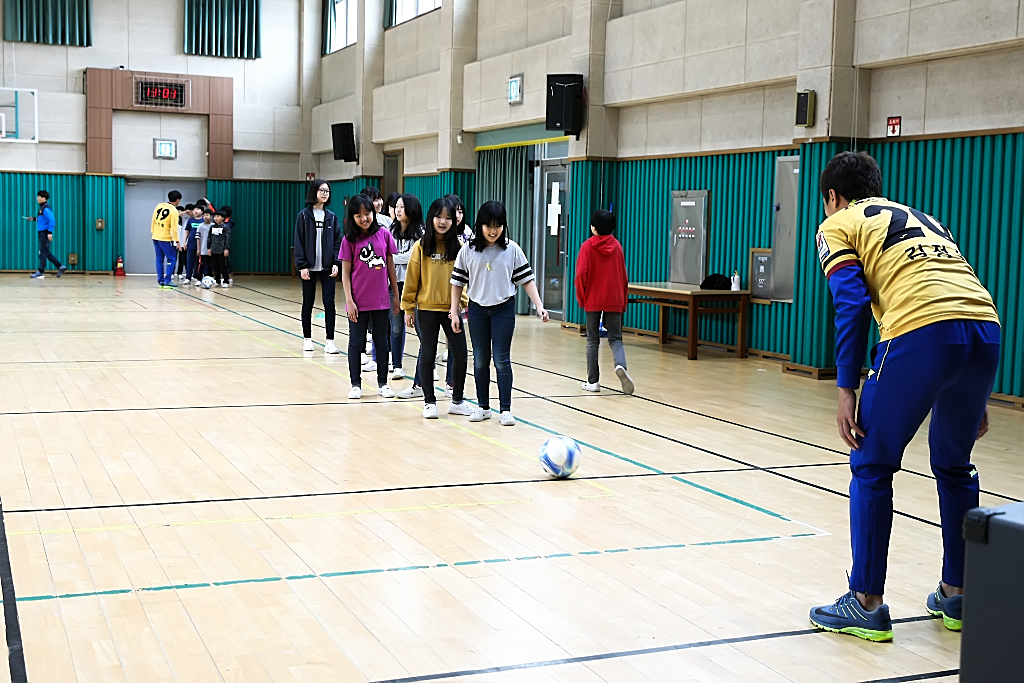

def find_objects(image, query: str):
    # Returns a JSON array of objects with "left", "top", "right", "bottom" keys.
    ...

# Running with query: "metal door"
[
  {"left": 669, "top": 190, "right": 709, "bottom": 285},
  {"left": 770, "top": 155, "right": 800, "bottom": 301},
  {"left": 534, "top": 160, "right": 568, "bottom": 319},
  {"left": 124, "top": 178, "right": 205, "bottom": 274}
]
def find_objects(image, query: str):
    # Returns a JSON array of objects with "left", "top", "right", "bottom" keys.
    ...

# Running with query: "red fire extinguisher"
[{"left": 114, "top": 256, "right": 126, "bottom": 276}]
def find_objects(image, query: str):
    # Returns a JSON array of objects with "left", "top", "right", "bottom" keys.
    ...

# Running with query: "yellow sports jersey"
[
  {"left": 151, "top": 202, "right": 179, "bottom": 242},
  {"left": 816, "top": 197, "right": 998, "bottom": 341}
]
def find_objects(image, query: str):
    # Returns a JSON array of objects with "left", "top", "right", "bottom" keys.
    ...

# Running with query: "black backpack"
[{"left": 700, "top": 273, "right": 731, "bottom": 290}]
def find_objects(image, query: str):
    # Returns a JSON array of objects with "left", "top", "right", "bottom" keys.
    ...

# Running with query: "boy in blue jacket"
[{"left": 24, "top": 190, "right": 66, "bottom": 278}]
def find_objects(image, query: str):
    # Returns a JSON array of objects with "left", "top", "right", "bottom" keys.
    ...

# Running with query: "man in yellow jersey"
[
  {"left": 808, "top": 152, "right": 1000, "bottom": 642},
  {"left": 152, "top": 190, "right": 182, "bottom": 288}
]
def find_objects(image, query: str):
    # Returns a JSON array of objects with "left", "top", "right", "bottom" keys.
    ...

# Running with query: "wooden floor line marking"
[{"left": 6, "top": 532, "right": 824, "bottom": 604}]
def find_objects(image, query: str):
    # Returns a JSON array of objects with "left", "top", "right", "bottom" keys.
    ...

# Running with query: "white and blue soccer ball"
[
  {"left": 539, "top": 436, "right": 581, "bottom": 479},
  {"left": 201, "top": 276, "right": 215, "bottom": 289}
]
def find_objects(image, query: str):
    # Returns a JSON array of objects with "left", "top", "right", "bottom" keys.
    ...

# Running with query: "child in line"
[
  {"left": 341, "top": 194, "right": 399, "bottom": 399},
  {"left": 450, "top": 201, "right": 549, "bottom": 426},
  {"left": 208, "top": 210, "right": 232, "bottom": 288},
  {"left": 575, "top": 209, "right": 634, "bottom": 394},
  {"left": 194, "top": 207, "right": 214, "bottom": 284},
  {"left": 401, "top": 197, "right": 470, "bottom": 419}
]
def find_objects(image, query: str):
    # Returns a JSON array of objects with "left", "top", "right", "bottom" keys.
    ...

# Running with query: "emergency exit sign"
[{"left": 886, "top": 116, "right": 902, "bottom": 137}]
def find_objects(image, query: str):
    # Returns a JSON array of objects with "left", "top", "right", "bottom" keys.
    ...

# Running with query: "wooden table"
[{"left": 627, "top": 282, "right": 750, "bottom": 360}]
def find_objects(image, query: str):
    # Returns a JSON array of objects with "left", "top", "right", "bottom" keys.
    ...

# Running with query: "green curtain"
[
  {"left": 3, "top": 0, "right": 92, "bottom": 46},
  {"left": 184, "top": 0, "right": 261, "bottom": 60},
  {"left": 476, "top": 147, "right": 532, "bottom": 313},
  {"left": 321, "top": 0, "right": 336, "bottom": 54},
  {"left": 382, "top": 0, "right": 395, "bottom": 29}
]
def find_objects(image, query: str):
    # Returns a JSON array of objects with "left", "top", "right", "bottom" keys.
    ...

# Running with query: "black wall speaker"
[
  {"left": 331, "top": 122, "right": 358, "bottom": 162},
  {"left": 545, "top": 74, "right": 585, "bottom": 138},
  {"left": 795, "top": 90, "right": 816, "bottom": 127}
]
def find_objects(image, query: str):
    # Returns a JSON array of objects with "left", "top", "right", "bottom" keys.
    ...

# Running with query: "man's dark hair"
[
  {"left": 38, "top": 190, "right": 50, "bottom": 200},
  {"left": 305, "top": 179, "right": 331, "bottom": 207},
  {"left": 470, "top": 201, "right": 509, "bottom": 252},
  {"left": 168, "top": 190, "right": 182, "bottom": 203},
  {"left": 591, "top": 210, "right": 616, "bottom": 236},
  {"left": 819, "top": 151, "right": 883, "bottom": 203},
  {"left": 360, "top": 186, "right": 382, "bottom": 202}
]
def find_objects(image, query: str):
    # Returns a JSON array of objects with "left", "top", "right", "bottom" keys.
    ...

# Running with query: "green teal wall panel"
[
  {"left": 207, "top": 179, "right": 307, "bottom": 273},
  {"left": 84, "top": 175, "right": 124, "bottom": 272},
  {"left": 404, "top": 172, "right": 475, "bottom": 213},
  {"left": 566, "top": 152, "right": 796, "bottom": 355}
]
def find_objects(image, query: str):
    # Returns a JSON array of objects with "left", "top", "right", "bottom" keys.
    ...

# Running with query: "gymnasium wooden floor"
[{"left": 1, "top": 274, "right": 1021, "bottom": 683}]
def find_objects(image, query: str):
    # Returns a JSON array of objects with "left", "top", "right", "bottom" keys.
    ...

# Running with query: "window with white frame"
[
  {"left": 324, "top": 0, "right": 357, "bottom": 54},
  {"left": 395, "top": 0, "right": 440, "bottom": 25}
]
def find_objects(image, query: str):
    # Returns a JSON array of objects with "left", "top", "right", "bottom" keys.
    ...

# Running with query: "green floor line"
[{"left": 9, "top": 532, "right": 821, "bottom": 604}]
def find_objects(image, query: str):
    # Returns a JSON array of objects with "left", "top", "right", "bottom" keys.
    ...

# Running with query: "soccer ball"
[
  {"left": 201, "top": 276, "right": 215, "bottom": 289},
  {"left": 539, "top": 436, "right": 581, "bottom": 479}
]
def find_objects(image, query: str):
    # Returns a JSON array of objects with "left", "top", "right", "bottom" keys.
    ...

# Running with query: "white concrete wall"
[
  {"left": 112, "top": 111, "right": 208, "bottom": 177},
  {"left": 604, "top": 0, "right": 801, "bottom": 106},
  {"left": 617, "top": 82, "right": 795, "bottom": 157},
  {"left": 0, "top": 0, "right": 309, "bottom": 177},
  {"left": 476, "top": 0, "right": 573, "bottom": 61},
  {"left": 855, "top": 0, "right": 1024, "bottom": 67},
  {"left": 867, "top": 47, "right": 1024, "bottom": 138}
]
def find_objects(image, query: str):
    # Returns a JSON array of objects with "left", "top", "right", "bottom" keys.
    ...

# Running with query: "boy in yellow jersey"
[
  {"left": 151, "top": 190, "right": 182, "bottom": 288},
  {"left": 809, "top": 152, "right": 1000, "bottom": 642}
]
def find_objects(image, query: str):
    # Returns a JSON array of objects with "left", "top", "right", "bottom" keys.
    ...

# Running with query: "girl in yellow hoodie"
[{"left": 401, "top": 197, "right": 471, "bottom": 419}]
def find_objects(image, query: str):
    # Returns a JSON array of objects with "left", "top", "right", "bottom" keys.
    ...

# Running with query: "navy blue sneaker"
[
  {"left": 809, "top": 591, "right": 894, "bottom": 642},
  {"left": 926, "top": 584, "right": 962, "bottom": 631}
]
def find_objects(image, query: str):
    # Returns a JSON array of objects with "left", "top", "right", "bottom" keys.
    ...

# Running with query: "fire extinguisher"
[{"left": 114, "top": 255, "right": 126, "bottom": 276}]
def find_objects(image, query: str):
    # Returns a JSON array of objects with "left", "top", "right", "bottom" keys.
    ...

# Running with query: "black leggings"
[
  {"left": 301, "top": 270, "right": 336, "bottom": 339},
  {"left": 348, "top": 308, "right": 390, "bottom": 387}
]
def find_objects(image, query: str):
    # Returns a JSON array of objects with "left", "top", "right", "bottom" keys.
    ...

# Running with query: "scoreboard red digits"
[{"left": 137, "top": 80, "right": 187, "bottom": 107}]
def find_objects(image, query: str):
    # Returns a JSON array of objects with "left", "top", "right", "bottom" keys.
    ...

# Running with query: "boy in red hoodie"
[{"left": 574, "top": 210, "right": 634, "bottom": 394}]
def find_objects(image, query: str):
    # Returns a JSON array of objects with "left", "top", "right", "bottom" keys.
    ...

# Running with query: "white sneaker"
[
  {"left": 390, "top": 367, "right": 405, "bottom": 380},
  {"left": 468, "top": 407, "right": 492, "bottom": 422},
  {"left": 582, "top": 382, "right": 600, "bottom": 392},
  {"left": 378, "top": 385, "right": 396, "bottom": 398},
  {"left": 615, "top": 365, "right": 635, "bottom": 395},
  {"left": 499, "top": 411, "right": 516, "bottom": 427},
  {"left": 423, "top": 404, "right": 438, "bottom": 419},
  {"left": 303, "top": 338, "right": 315, "bottom": 352},
  {"left": 397, "top": 385, "right": 423, "bottom": 399},
  {"left": 447, "top": 402, "right": 472, "bottom": 416},
  {"left": 348, "top": 386, "right": 362, "bottom": 399},
  {"left": 324, "top": 340, "right": 340, "bottom": 354},
  {"left": 362, "top": 360, "right": 377, "bottom": 372},
  {"left": 433, "top": 368, "right": 439, "bottom": 381}
]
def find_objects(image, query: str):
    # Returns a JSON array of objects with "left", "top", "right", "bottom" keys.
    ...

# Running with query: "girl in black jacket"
[{"left": 294, "top": 179, "right": 343, "bottom": 353}]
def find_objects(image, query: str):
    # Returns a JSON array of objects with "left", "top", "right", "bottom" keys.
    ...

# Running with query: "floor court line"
[
  {"left": 223, "top": 284, "right": 1022, "bottom": 504},
  {"left": 6, "top": 462, "right": 847, "bottom": 515},
  {"left": 170, "top": 287, "right": 951, "bottom": 529},
  {"left": 364, "top": 615, "right": 942, "bottom": 683},
  {"left": 7, "top": 532, "right": 824, "bottom": 605}
]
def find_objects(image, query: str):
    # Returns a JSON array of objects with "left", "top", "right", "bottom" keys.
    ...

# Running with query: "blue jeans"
[
  {"left": 467, "top": 298, "right": 516, "bottom": 412},
  {"left": 153, "top": 240, "right": 176, "bottom": 284},
  {"left": 848, "top": 320, "right": 1000, "bottom": 596}
]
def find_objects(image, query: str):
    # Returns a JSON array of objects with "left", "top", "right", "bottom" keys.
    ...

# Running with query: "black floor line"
[
  {"left": 5, "top": 462, "right": 848, "bottom": 515},
  {"left": 0, "top": 394, "right": 602, "bottom": 417},
  {"left": 182, "top": 288, "right": 955, "bottom": 528},
  {"left": 0, "top": 499, "right": 28, "bottom": 682},
  {"left": 368, "top": 615, "right": 940, "bottom": 683},
  {"left": 227, "top": 284, "right": 1021, "bottom": 504},
  {"left": 859, "top": 670, "right": 959, "bottom": 683}
]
